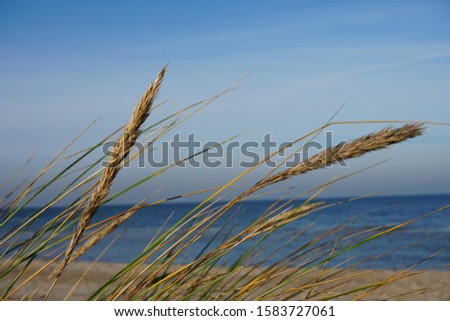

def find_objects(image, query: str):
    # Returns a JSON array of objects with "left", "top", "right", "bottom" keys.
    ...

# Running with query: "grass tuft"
[{"left": 1, "top": 66, "right": 448, "bottom": 301}]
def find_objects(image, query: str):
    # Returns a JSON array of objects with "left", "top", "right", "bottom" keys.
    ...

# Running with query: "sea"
[{"left": 3, "top": 194, "right": 450, "bottom": 270}]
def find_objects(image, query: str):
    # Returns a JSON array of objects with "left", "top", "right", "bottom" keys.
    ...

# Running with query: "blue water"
[{"left": 2, "top": 195, "right": 450, "bottom": 270}]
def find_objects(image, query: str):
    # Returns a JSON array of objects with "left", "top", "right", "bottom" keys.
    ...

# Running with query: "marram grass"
[
  {"left": 50, "top": 66, "right": 167, "bottom": 295},
  {"left": 0, "top": 66, "right": 448, "bottom": 301}
]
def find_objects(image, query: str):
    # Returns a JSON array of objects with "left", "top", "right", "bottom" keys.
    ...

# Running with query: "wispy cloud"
[{"left": 294, "top": 51, "right": 450, "bottom": 90}]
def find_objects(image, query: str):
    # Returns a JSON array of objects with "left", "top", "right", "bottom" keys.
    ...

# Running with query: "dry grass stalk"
[
  {"left": 188, "top": 123, "right": 423, "bottom": 255},
  {"left": 247, "top": 123, "right": 423, "bottom": 194},
  {"left": 49, "top": 66, "right": 167, "bottom": 294},
  {"left": 69, "top": 208, "right": 138, "bottom": 263},
  {"left": 248, "top": 202, "right": 324, "bottom": 235}
]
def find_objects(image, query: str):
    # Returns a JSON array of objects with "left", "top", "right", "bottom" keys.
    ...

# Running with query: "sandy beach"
[{"left": 1, "top": 260, "right": 449, "bottom": 301}]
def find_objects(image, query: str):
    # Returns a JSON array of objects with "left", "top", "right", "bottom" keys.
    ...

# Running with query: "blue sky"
[{"left": 1, "top": 0, "right": 449, "bottom": 204}]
